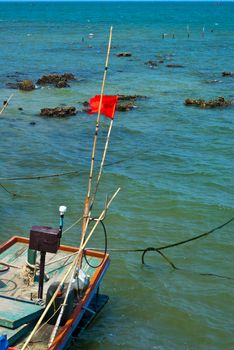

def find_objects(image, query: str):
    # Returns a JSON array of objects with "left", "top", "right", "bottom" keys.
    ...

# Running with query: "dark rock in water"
[
  {"left": 222, "top": 71, "right": 234, "bottom": 77},
  {"left": 6, "top": 82, "right": 20, "bottom": 89},
  {"left": 118, "top": 94, "right": 147, "bottom": 101},
  {"left": 204, "top": 79, "right": 222, "bottom": 84},
  {"left": 166, "top": 64, "right": 184, "bottom": 68},
  {"left": 116, "top": 52, "right": 132, "bottom": 57},
  {"left": 40, "top": 106, "right": 77, "bottom": 117},
  {"left": 55, "top": 79, "right": 70, "bottom": 88},
  {"left": 117, "top": 95, "right": 145, "bottom": 111},
  {"left": 37, "top": 73, "right": 75, "bottom": 87},
  {"left": 19, "top": 80, "right": 35, "bottom": 91},
  {"left": 184, "top": 96, "right": 232, "bottom": 108},
  {"left": 61, "top": 73, "right": 75, "bottom": 80},
  {"left": 145, "top": 60, "right": 158, "bottom": 68},
  {"left": 116, "top": 101, "right": 136, "bottom": 112},
  {"left": 18, "top": 107, "right": 23, "bottom": 111}
]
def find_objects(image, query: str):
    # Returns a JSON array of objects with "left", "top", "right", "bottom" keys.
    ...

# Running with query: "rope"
[
  {"left": 153, "top": 217, "right": 234, "bottom": 251},
  {"left": 62, "top": 217, "right": 82, "bottom": 234},
  {"left": 0, "top": 159, "right": 130, "bottom": 183},
  {"left": 0, "top": 159, "right": 129, "bottom": 198},
  {"left": 0, "top": 264, "right": 9, "bottom": 273},
  {"left": 0, "top": 183, "right": 16, "bottom": 197},
  {"left": 88, "top": 217, "right": 234, "bottom": 271},
  {"left": 0, "top": 261, "right": 20, "bottom": 269},
  {"left": 0, "top": 169, "right": 80, "bottom": 181},
  {"left": 83, "top": 218, "right": 107, "bottom": 268}
]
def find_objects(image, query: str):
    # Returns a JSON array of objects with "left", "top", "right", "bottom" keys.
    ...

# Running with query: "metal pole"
[{"left": 38, "top": 251, "right": 46, "bottom": 299}]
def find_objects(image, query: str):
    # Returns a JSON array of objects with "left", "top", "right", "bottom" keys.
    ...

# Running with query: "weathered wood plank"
[{"left": 0, "top": 296, "right": 43, "bottom": 329}]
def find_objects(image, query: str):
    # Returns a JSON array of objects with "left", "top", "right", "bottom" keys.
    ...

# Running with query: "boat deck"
[
  {"left": 0, "top": 240, "right": 99, "bottom": 301},
  {"left": 0, "top": 237, "right": 108, "bottom": 348}
]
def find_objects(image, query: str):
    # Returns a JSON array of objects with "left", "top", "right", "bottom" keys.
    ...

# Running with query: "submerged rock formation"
[
  {"left": 184, "top": 96, "right": 232, "bottom": 108},
  {"left": 166, "top": 64, "right": 184, "bottom": 68},
  {"left": 118, "top": 94, "right": 147, "bottom": 101},
  {"left": 222, "top": 71, "right": 234, "bottom": 77},
  {"left": 116, "top": 52, "right": 132, "bottom": 57},
  {"left": 6, "top": 82, "right": 20, "bottom": 89},
  {"left": 40, "top": 106, "right": 77, "bottom": 117},
  {"left": 145, "top": 60, "right": 158, "bottom": 69},
  {"left": 19, "top": 80, "right": 35, "bottom": 91},
  {"left": 37, "top": 73, "right": 75, "bottom": 88},
  {"left": 116, "top": 95, "right": 144, "bottom": 111},
  {"left": 116, "top": 101, "right": 136, "bottom": 112}
]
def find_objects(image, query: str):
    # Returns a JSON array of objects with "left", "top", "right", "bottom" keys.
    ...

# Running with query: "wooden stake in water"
[
  {"left": 187, "top": 25, "right": 190, "bottom": 38},
  {"left": 0, "top": 94, "right": 13, "bottom": 115},
  {"left": 202, "top": 26, "right": 205, "bottom": 38}
]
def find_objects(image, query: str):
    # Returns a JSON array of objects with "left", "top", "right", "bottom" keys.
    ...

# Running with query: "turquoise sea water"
[{"left": 0, "top": 1, "right": 234, "bottom": 349}]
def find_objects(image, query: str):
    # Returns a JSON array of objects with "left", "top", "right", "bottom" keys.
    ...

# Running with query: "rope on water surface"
[
  {"left": 0, "top": 159, "right": 130, "bottom": 183},
  {"left": 0, "top": 159, "right": 130, "bottom": 198},
  {"left": 0, "top": 170, "right": 80, "bottom": 198},
  {"left": 88, "top": 217, "right": 234, "bottom": 279},
  {"left": 0, "top": 169, "right": 80, "bottom": 182},
  {"left": 141, "top": 217, "right": 234, "bottom": 265},
  {"left": 0, "top": 183, "right": 17, "bottom": 197}
]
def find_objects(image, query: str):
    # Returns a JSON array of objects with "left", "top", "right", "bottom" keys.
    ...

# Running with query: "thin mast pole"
[
  {"left": 80, "top": 26, "right": 113, "bottom": 247},
  {"left": 90, "top": 118, "right": 114, "bottom": 212}
]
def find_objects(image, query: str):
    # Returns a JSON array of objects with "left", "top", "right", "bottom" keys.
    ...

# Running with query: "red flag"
[{"left": 88, "top": 95, "right": 118, "bottom": 119}]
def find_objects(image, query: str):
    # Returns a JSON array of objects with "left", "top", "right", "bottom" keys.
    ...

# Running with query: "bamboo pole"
[
  {"left": 90, "top": 118, "right": 114, "bottom": 212},
  {"left": 80, "top": 26, "right": 113, "bottom": 248},
  {"left": 20, "top": 187, "right": 120, "bottom": 350},
  {"left": 22, "top": 26, "right": 116, "bottom": 350},
  {"left": 0, "top": 94, "right": 13, "bottom": 115}
]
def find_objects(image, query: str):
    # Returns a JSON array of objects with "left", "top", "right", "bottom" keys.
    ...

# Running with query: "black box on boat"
[{"left": 29, "top": 226, "right": 60, "bottom": 253}]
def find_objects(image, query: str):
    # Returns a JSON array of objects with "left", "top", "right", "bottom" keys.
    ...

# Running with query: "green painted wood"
[
  {"left": 0, "top": 322, "right": 35, "bottom": 346},
  {"left": 0, "top": 242, "right": 27, "bottom": 263},
  {"left": 0, "top": 296, "right": 43, "bottom": 329}
]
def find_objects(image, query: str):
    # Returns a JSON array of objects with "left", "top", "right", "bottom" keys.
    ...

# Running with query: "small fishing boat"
[
  {"left": 0, "top": 27, "right": 119, "bottom": 350},
  {"left": 0, "top": 231, "right": 110, "bottom": 350}
]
